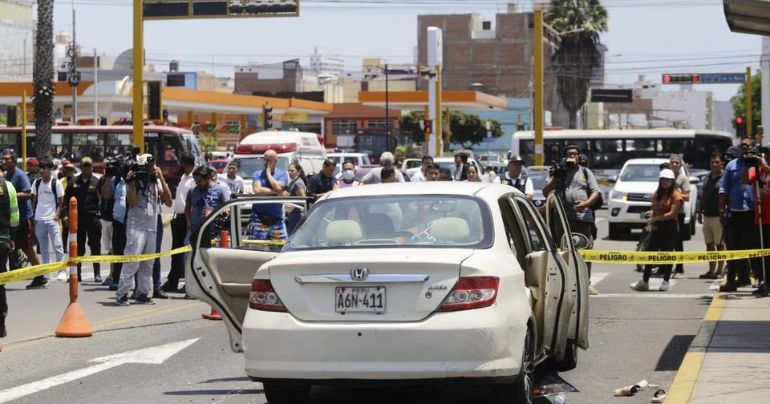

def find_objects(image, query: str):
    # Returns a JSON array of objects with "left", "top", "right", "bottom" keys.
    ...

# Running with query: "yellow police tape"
[
  {"left": 0, "top": 239, "right": 289, "bottom": 286},
  {"left": 582, "top": 249, "right": 770, "bottom": 264}
]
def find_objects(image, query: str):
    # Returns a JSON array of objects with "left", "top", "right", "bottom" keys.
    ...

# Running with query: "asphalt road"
[{"left": 0, "top": 209, "right": 718, "bottom": 403}]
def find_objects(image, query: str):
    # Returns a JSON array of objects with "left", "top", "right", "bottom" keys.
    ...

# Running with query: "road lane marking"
[
  {"left": 665, "top": 293, "right": 725, "bottom": 404},
  {"left": 0, "top": 339, "right": 199, "bottom": 403},
  {"left": 590, "top": 272, "right": 609, "bottom": 286}
]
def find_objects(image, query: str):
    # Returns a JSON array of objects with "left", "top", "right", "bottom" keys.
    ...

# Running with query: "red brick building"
[{"left": 323, "top": 103, "right": 401, "bottom": 149}]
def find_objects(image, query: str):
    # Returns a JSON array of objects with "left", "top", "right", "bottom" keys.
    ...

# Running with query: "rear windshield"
[
  {"left": 235, "top": 157, "right": 290, "bottom": 179},
  {"left": 620, "top": 164, "right": 662, "bottom": 182},
  {"left": 285, "top": 195, "right": 493, "bottom": 251}
]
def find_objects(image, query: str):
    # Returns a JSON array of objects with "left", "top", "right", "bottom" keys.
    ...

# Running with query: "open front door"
[
  {"left": 512, "top": 196, "right": 573, "bottom": 360},
  {"left": 545, "top": 192, "right": 589, "bottom": 350},
  {"left": 186, "top": 197, "right": 311, "bottom": 352}
]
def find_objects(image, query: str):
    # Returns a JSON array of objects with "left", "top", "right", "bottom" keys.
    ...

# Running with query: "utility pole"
[
  {"left": 133, "top": 0, "right": 145, "bottom": 152},
  {"left": 385, "top": 63, "right": 390, "bottom": 152},
  {"left": 68, "top": 7, "right": 80, "bottom": 124},
  {"left": 427, "top": 27, "right": 443, "bottom": 157},
  {"left": 533, "top": 5, "right": 545, "bottom": 166},
  {"left": 747, "top": 66, "right": 753, "bottom": 139},
  {"left": 94, "top": 48, "right": 98, "bottom": 125}
]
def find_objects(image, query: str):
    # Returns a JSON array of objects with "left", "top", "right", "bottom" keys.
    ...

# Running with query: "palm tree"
[
  {"left": 545, "top": 0, "right": 608, "bottom": 129},
  {"left": 34, "top": 0, "right": 55, "bottom": 158}
]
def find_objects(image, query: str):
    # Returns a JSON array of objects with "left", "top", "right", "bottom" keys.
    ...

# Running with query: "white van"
[{"left": 232, "top": 131, "right": 327, "bottom": 194}]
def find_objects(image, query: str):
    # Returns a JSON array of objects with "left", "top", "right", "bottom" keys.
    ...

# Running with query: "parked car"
[
  {"left": 608, "top": 158, "right": 699, "bottom": 240},
  {"left": 186, "top": 183, "right": 590, "bottom": 404}
]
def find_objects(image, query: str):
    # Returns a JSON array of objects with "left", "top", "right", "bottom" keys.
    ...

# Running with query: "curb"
[{"left": 665, "top": 292, "right": 726, "bottom": 403}]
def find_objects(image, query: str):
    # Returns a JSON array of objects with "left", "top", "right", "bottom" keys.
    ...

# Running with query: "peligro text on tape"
[
  {"left": 582, "top": 248, "right": 770, "bottom": 264},
  {"left": 0, "top": 262, "right": 68, "bottom": 286}
]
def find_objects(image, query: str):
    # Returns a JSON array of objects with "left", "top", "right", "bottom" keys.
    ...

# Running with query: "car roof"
[
  {"left": 322, "top": 181, "right": 520, "bottom": 201},
  {"left": 624, "top": 158, "right": 671, "bottom": 165},
  {"left": 328, "top": 152, "right": 367, "bottom": 156}
]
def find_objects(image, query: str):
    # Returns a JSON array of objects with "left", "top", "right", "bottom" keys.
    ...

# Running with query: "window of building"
[
  {"left": 367, "top": 119, "right": 389, "bottom": 128},
  {"left": 332, "top": 120, "right": 358, "bottom": 134}
]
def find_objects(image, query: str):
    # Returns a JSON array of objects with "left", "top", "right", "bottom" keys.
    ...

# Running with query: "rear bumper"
[{"left": 242, "top": 306, "right": 526, "bottom": 380}]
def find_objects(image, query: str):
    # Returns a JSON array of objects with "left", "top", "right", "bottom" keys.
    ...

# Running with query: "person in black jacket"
[
  {"left": 306, "top": 159, "right": 338, "bottom": 198},
  {"left": 63, "top": 157, "right": 102, "bottom": 283}
]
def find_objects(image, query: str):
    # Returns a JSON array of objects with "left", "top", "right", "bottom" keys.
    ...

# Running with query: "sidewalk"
[{"left": 667, "top": 288, "right": 770, "bottom": 403}]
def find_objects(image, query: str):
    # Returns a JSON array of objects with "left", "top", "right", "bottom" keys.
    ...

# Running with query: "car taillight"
[
  {"left": 249, "top": 279, "right": 288, "bottom": 312},
  {"left": 436, "top": 276, "right": 499, "bottom": 312}
]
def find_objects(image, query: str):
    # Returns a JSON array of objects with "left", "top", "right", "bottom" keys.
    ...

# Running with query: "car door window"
[
  {"left": 499, "top": 196, "right": 527, "bottom": 268},
  {"left": 515, "top": 199, "right": 548, "bottom": 252},
  {"left": 547, "top": 197, "right": 572, "bottom": 251}
]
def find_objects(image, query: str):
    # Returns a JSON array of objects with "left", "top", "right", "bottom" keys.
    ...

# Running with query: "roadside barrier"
[
  {"left": 582, "top": 249, "right": 770, "bottom": 264},
  {"left": 55, "top": 198, "right": 93, "bottom": 338}
]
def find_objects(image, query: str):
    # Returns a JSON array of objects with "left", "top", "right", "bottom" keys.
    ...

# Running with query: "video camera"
[
  {"left": 549, "top": 160, "right": 569, "bottom": 179},
  {"left": 127, "top": 154, "right": 155, "bottom": 184},
  {"left": 104, "top": 156, "right": 126, "bottom": 178},
  {"left": 741, "top": 145, "right": 770, "bottom": 168}
]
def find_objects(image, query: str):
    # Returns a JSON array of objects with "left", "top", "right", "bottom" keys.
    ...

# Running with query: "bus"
[
  {"left": 0, "top": 125, "right": 203, "bottom": 187},
  {"left": 511, "top": 129, "right": 734, "bottom": 173},
  {"left": 353, "top": 128, "right": 404, "bottom": 164}
]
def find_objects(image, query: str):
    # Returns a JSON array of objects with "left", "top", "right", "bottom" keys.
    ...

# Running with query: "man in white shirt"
[
  {"left": 160, "top": 153, "right": 196, "bottom": 293},
  {"left": 360, "top": 152, "right": 405, "bottom": 184},
  {"left": 217, "top": 161, "right": 244, "bottom": 195},
  {"left": 31, "top": 157, "right": 65, "bottom": 280},
  {"left": 410, "top": 155, "right": 434, "bottom": 182},
  {"left": 495, "top": 156, "right": 534, "bottom": 199}
]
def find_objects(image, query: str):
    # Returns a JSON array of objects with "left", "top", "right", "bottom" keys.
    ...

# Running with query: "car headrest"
[
  {"left": 429, "top": 217, "right": 471, "bottom": 243},
  {"left": 325, "top": 220, "right": 362, "bottom": 245}
]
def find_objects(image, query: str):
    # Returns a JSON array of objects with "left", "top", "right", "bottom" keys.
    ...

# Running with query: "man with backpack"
[
  {"left": 31, "top": 157, "right": 65, "bottom": 280},
  {"left": 543, "top": 144, "right": 602, "bottom": 295}
]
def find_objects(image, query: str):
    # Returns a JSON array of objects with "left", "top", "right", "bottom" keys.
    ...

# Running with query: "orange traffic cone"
[
  {"left": 202, "top": 230, "right": 229, "bottom": 321},
  {"left": 56, "top": 198, "right": 93, "bottom": 337}
]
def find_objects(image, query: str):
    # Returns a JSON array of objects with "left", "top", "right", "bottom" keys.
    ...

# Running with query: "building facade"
[{"left": 0, "top": 0, "right": 33, "bottom": 82}]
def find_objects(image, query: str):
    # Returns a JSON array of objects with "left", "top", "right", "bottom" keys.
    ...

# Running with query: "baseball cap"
[
  {"left": 380, "top": 152, "right": 395, "bottom": 164},
  {"left": 27, "top": 158, "right": 39, "bottom": 166},
  {"left": 81, "top": 157, "right": 93, "bottom": 166},
  {"left": 659, "top": 169, "right": 676, "bottom": 180},
  {"left": 509, "top": 155, "right": 525, "bottom": 165}
]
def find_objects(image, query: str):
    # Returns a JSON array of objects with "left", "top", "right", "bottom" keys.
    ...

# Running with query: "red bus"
[{"left": 0, "top": 125, "right": 203, "bottom": 187}]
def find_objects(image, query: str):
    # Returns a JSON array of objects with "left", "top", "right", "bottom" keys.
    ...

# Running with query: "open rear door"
[
  {"left": 185, "top": 197, "right": 311, "bottom": 352},
  {"left": 545, "top": 193, "right": 589, "bottom": 350}
]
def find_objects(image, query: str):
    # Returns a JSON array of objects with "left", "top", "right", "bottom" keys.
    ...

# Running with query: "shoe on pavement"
[
  {"left": 587, "top": 285, "right": 599, "bottom": 295},
  {"left": 184, "top": 294, "right": 195, "bottom": 300},
  {"left": 651, "top": 389, "right": 668, "bottom": 403},
  {"left": 100, "top": 276, "right": 112, "bottom": 286},
  {"left": 130, "top": 290, "right": 138, "bottom": 300},
  {"left": 672, "top": 273, "right": 685, "bottom": 280},
  {"left": 752, "top": 285, "right": 767, "bottom": 296},
  {"left": 153, "top": 289, "right": 169, "bottom": 299},
  {"left": 699, "top": 272, "right": 718, "bottom": 279},
  {"left": 719, "top": 283, "right": 738, "bottom": 292},
  {"left": 160, "top": 281, "right": 179, "bottom": 293},
  {"left": 26, "top": 278, "right": 48, "bottom": 289},
  {"left": 0, "top": 326, "right": 6, "bottom": 338},
  {"left": 94, "top": 275, "right": 103, "bottom": 284},
  {"left": 56, "top": 271, "right": 67, "bottom": 281},
  {"left": 135, "top": 294, "right": 155, "bottom": 305},
  {"left": 630, "top": 280, "right": 649, "bottom": 291},
  {"left": 116, "top": 295, "right": 130, "bottom": 306},
  {"left": 659, "top": 281, "right": 670, "bottom": 292}
]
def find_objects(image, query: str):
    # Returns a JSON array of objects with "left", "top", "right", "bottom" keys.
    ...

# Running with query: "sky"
[{"left": 50, "top": 0, "right": 762, "bottom": 101}]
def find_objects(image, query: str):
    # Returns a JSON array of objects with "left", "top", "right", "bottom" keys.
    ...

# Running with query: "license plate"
[{"left": 335, "top": 287, "right": 386, "bottom": 313}]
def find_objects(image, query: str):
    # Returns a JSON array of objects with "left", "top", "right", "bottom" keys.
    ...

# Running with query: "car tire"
[
  {"left": 491, "top": 329, "right": 534, "bottom": 404},
  {"left": 552, "top": 339, "right": 578, "bottom": 372},
  {"left": 263, "top": 382, "right": 310, "bottom": 404},
  {"left": 608, "top": 224, "right": 626, "bottom": 240}
]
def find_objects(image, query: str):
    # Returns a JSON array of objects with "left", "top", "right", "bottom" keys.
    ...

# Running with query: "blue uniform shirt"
[
  {"left": 719, "top": 158, "right": 755, "bottom": 212},
  {"left": 112, "top": 179, "right": 127, "bottom": 224},
  {"left": 6, "top": 168, "right": 32, "bottom": 220},
  {"left": 252, "top": 169, "right": 288, "bottom": 219}
]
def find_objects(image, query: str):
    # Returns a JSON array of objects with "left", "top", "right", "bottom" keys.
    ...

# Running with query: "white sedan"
[{"left": 186, "top": 183, "right": 590, "bottom": 404}]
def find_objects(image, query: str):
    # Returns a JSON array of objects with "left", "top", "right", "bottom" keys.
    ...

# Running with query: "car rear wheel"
[
  {"left": 263, "top": 382, "right": 310, "bottom": 404},
  {"left": 491, "top": 329, "right": 534, "bottom": 404}
]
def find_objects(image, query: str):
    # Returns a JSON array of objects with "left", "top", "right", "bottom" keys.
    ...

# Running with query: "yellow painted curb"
[{"left": 665, "top": 294, "right": 726, "bottom": 403}]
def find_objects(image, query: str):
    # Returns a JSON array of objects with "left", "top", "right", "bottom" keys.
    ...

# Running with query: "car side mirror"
[
  {"left": 689, "top": 177, "right": 701, "bottom": 185},
  {"left": 572, "top": 233, "right": 591, "bottom": 250}
]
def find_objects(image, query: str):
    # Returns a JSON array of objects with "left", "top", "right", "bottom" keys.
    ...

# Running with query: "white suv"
[{"left": 608, "top": 158, "right": 699, "bottom": 240}]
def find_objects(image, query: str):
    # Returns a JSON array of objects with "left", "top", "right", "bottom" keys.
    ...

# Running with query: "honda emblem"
[{"left": 351, "top": 267, "right": 369, "bottom": 281}]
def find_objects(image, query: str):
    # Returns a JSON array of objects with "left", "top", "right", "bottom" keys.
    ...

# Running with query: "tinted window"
[{"left": 620, "top": 164, "right": 662, "bottom": 182}]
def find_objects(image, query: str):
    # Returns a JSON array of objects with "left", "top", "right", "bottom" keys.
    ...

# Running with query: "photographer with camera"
[
  {"left": 719, "top": 137, "right": 762, "bottom": 292},
  {"left": 543, "top": 144, "right": 602, "bottom": 295},
  {"left": 115, "top": 154, "right": 172, "bottom": 306}
]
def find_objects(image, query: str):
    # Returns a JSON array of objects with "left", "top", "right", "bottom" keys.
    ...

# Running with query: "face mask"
[{"left": 342, "top": 170, "right": 354, "bottom": 181}]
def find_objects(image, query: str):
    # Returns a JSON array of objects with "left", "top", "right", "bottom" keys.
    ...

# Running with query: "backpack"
[{"left": 33, "top": 177, "right": 60, "bottom": 217}]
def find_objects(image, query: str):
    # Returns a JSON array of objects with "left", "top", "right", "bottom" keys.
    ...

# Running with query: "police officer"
[
  {"left": 0, "top": 175, "right": 20, "bottom": 339},
  {"left": 63, "top": 156, "right": 102, "bottom": 283},
  {"left": 543, "top": 144, "right": 601, "bottom": 295},
  {"left": 496, "top": 156, "right": 534, "bottom": 199}
]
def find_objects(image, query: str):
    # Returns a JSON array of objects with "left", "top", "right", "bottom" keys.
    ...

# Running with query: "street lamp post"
[{"left": 385, "top": 64, "right": 390, "bottom": 152}]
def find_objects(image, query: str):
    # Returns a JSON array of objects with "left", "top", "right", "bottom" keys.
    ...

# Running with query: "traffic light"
[
  {"left": 5, "top": 106, "right": 17, "bottom": 127},
  {"left": 662, "top": 74, "right": 701, "bottom": 85},
  {"left": 736, "top": 116, "right": 746, "bottom": 137},
  {"left": 262, "top": 102, "right": 273, "bottom": 130},
  {"left": 147, "top": 80, "right": 163, "bottom": 121}
]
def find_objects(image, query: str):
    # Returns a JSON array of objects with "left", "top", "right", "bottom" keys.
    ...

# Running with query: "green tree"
[
  {"left": 546, "top": 0, "right": 609, "bottom": 129},
  {"left": 33, "top": 0, "right": 55, "bottom": 158},
  {"left": 198, "top": 134, "right": 218, "bottom": 152},
  {"left": 398, "top": 111, "right": 503, "bottom": 148},
  {"left": 731, "top": 71, "right": 761, "bottom": 136}
]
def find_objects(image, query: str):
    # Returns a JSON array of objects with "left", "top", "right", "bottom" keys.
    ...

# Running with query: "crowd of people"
[{"left": 4, "top": 138, "right": 770, "bottom": 340}]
